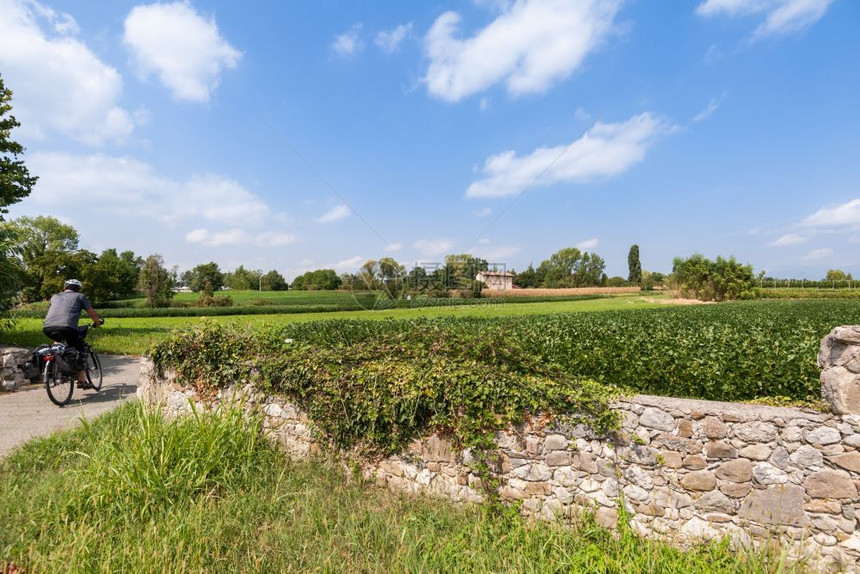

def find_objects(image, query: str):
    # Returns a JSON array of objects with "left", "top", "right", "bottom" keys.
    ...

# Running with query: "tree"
[
  {"left": 514, "top": 264, "right": 538, "bottom": 288},
  {"left": 260, "top": 269, "right": 287, "bottom": 291},
  {"left": 138, "top": 254, "right": 174, "bottom": 307},
  {"left": 189, "top": 262, "right": 224, "bottom": 295},
  {"left": 826, "top": 269, "right": 852, "bottom": 282},
  {"left": 627, "top": 244, "right": 642, "bottom": 284},
  {"left": 290, "top": 269, "right": 341, "bottom": 290},
  {"left": 9, "top": 215, "right": 80, "bottom": 301},
  {"left": 0, "top": 74, "right": 37, "bottom": 217},
  {"left": 85, "top": 249, "right": 142, "bottom": 303},
  {"left": 444, "top": 253, "right": 488, "bottom": 293},
  {"left": 672, "top": 254, "right": 755, "bottom": 301},
  {"left": 228, "top": 265, "right": 262, "bottom": 290},
  {"left": 574, "top": 252, "right": 607, "bottom": 286}
]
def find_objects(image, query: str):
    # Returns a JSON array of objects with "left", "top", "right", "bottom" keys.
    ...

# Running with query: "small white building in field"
[{"left": 476, "top": 271, "right": 514, "bottom": 291}]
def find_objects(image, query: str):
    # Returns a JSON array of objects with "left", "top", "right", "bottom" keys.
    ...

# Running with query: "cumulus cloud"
[
  {"left": 375, "top": 22, "right": 412, "bottom": 53},
  {"left": 696, "top": 0, "right": 834, "bottom": 40},
  {"left": 575, "top": 238, "right": 599, "bottom": 250},
  {"left": 466, "top": 113, "right": 670, "bottom": 198},
  {"left": 333, "top": 256, "right": 365, "bottom": 270},
  {"left": 801, "top": 199, "right": 860, "bottom": 228},
  {"left": 332, "top": 24, "right": 364, "bottom": 56},
  {"left": 423, "top": 0, "right": 621, "bottom": 101},
  {"left": 0, "top": 0, "right": 136, "bottom": 145},
  {"left": 473, "top": 242, "right": 522, "bottom": 261},
  {"left": 185, "top": 228, "right": 297, "bottom": 247},
  {"left": 123, "top": 2, "right": 241, "bottom": 102},
  {"left": 27, "top": 152, "right": 274, "bottom": 229},
  {"left": 768, "top": 233, "right": 808, "bottom": 246},
  {"left": 317, "top": 204, "right": 351, "bottom": 223},
  {"left": 413, "top": 238, "right": 455, "bottom": 257}
]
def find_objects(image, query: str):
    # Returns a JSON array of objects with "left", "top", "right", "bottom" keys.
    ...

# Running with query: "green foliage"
[
  {"left": 0, "top": 74, "right": 37, "bottom": 216},
  {"left": 513, "top": 263, "right": 539, "bottom": 288},
  {"left": 226, "top": 265, "right": 261, "bottom": 290},
  {"left": 137, "top": 253, "right": 174, "bottom": 308},
  {"left": 195, "top": 293, "right": 233, "bottom": 307},
  {"left": 189, "top": 261, "right": 224, "bottom": 295},
  {"left": 8, "top": 215, "right": 81, "bottom": 301},
  {"left": 825, "top": 269, "right": 852, "bottom": 282},
  {"left": 627, "top": 244, "right": 642, "bottom": 284},
  {"left": 672, "top": 254, "right": 755, "bottom": 301},
  {"left": 260, "top": 269, "right": 287, "bottom": 291},
  {"left": 290, "top": 268, "right": 341, "bottom": 290},
  {"left": 537, "top": 247, "right": 607, "bottom": 288},
  {"left": 85, "top": 248, "right": 142, "bottom": 303},
  {"left": 150, "top": 321, "right": 620, "bottom": 461}
]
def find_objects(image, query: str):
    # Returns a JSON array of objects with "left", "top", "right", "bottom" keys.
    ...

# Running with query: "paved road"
[{"left": 0, "top": 355, "right": 143, "bottom": 458}]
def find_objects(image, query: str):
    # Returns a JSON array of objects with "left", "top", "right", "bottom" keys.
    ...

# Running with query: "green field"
[{"left": 2, "top": 295, "right": 665, "bottom": 355}]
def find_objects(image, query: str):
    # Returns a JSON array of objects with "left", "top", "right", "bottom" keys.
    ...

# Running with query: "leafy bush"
[
  {"left": 150, "top": 321, "right": 620, "bottom": 460},
  {"left": 195, "top": 293, "right": 233, "bottom": 307}
]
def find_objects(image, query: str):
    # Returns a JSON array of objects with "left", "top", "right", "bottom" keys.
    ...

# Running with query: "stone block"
[
  {"left": 660, "top": 450, "right": 683, "bottom": 468},
  {"left": 715, "top": 459, "right": 752, "bottom": 482},
  {"left": 545, "top": 451, "right": 571, "bottom": 467},
  {"left": 681, "top": 470, "right": 716, "bottom": 491},
  {"left": 804, "top": 470, "right": 858, "bottom": 499},
  {"left": 640, "top": 407, "right": 675, "bottom": 431},
  {"left": 738, "top": 485, "right": 808, "bottom": 527},
  {"left": 594, "top": 507, "right": 618, "bottom": 529},
  {"left": 696, "top": 490, "right": 735, "bottom": 513},
  {"left": 424, "top": 436, "right": 457, "bottom": 463},
  {"left": 734, "top": 421, "right": 778, "bottom": 443},
  {"left": 829, "top": 452, "right": 860, "bottom": 473},
  {"left": 683, "top": 454, "right": 707, "bottom": 470},
  {"left": 702, "top": 416, "right": 728, "bottom": 439},
  {"left": 805, "top": 426, "right": 842, "bottom": 446},
  {"left": 704, "top": 441, "right": 737, "bottom": 459},
  {"left": 739, "top": 444, "right": 772, "bottom": 461},
  {"left": 752, "top": 462, "right": 788, "bottom": 485},
  {"left": 543, "top": 434, "right": 568, "bottom": 452},
  {"left": 720, "top": 482, "right": 751, "bottom": 498},
  {"left": 678, "top": 420, "right": 693, "bottom": 438},
  {"left": 821, "top": 366, "right": 860, "bottom": 416},
  {"left": 790, "top": 445, "right": 824, "bottom": 468}
]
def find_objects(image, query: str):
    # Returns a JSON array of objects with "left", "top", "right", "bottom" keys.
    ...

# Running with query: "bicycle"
[{"left": 40, "top": 320, "right": 104, "bottom": 407}]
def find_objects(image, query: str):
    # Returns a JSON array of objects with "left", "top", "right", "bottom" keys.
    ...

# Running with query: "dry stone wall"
[
  {"left": 1, "top": 347, "right": 30, "bottom": 391},
  {"left": 139, "top": 362, "right": 860, "bottom": 572}
]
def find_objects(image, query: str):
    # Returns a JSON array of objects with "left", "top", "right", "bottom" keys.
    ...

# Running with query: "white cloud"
[
  {"left": 479, "top": 97, "right": 490, "bottom": 111},
  {"left": 375, "top": 22, "right": 412, "bottom": 53},
  {"left": 474, "top": 243, "right": 522, "bottom": 261},
  {"left": 802, "top": 199, "right": 860, "bottom": 228},
  {"left": 0, "top": 0, "right": 136, "bottom": 145},
  {"left": 696, "top": 0, "right": 834, "bottom": 40},
  {"left": 574, "top": 107, "right": 591, "bottom": 121},
  {"left": 414, "top": 238, "right": 455, "bottom": 257},
  {"left": 333, "top": 24, "right": 364, "bottom": 57},
  {"left": 123, "top": 2, "right": 241, "bottom": 102},
  {"left": 317, "top": 204, "right": 351, "bottom": 223},
  {"left": 333, "top": 256, "right": 365, "bottom": 270},
  {"left": 27, "top": 152, "right": 272, "bottom": 228},
  {"left": 768, "top": 233, "right": 808, "bottom": 246},
  {"left": 185, "top": 228, "right": 297, "bottom": 247},
  {"left": 384, "top": 243, "right": 402, "bottom": 252},
  {"left": 575, "top": 238, "right": 599, "bottom": 250},
  {"left": 467, "top": 113, "right": 669, "bottom": 198},
  {"left": 692, "top": 92, "right": 726, "bottom": 123},
  {"left": 475, "top": 207, "right": 493, "bottom": 217},
  {"left": 804, "top": 248, "right": 833, "bottom": 261},
  {"left": 423, "top": 0, "right": 621, "bottom": 101}
]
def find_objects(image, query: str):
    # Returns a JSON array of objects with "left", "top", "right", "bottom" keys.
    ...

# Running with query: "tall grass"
[{"left": 0, "top": 403, "right": 800, "bottom": 573}]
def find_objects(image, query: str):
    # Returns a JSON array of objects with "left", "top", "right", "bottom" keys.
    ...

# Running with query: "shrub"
[
  {"left": 671, "top": 254, "right": 755, "bottom": 301},
  {"left": 195, "top": 293, "right": 233, "bottom": 307}
]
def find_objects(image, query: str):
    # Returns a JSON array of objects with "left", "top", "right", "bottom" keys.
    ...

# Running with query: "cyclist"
[{"left": 42, "top": 279, "right": 102, "bottom": 387}]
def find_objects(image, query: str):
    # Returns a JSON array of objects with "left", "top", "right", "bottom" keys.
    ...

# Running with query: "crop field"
[{"left": 5, "top": 298, "right": 857, "bottom": 403}]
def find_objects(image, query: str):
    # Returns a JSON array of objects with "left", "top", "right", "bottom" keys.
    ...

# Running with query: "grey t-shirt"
[{"left": 43, "top": 291, "right": 93, "bottom": 329}]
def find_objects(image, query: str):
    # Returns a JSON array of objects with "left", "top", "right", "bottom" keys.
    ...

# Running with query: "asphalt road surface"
[{"left": 0, "top": 355, "right": 143, "bottom": 458}]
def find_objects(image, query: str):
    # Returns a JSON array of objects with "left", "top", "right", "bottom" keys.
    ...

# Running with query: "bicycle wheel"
[
  {"left": 86, "top": 349, "right": 103, "bottom": 391},
  {"left": 44, "top": 360, "right": 73, "bottom": 406}
]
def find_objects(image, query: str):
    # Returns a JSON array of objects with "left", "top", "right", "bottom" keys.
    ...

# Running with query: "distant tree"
[
  {"left": 290, "top": 269, "right": 341, "bottom": 290},
  {"left": 627, "top": 244, "right": 642, "bottom": 284},
  {"left": 514, "top": 264, "right": 538, "bottom": 288},
  {"left": 189, "top": 262, "right": 224, "bottom": 295},
  {"left": 229, "top": 265, "right": 261, "bottom": 290},
  {"left": 178, "top": 269, "right": 193, "bottom": 288},
  {"left": 260, "top": 269, "right": 287, "bottom": 291},
  {"left": 574, "top": 252, "right": 607, "bottom": 286},
  {"left": 85, "top": 248, "right": 142, "bottom": 303},
  {"left": 825, "top": 269, "right": 852, "bottom": 282},
  {"left": 672, "top": 254, "right": 755, "bottom": 301},
  {"left": 0, "top": 74, "right": 37, "bottom": 217},
  {"left": 444, "top": 253, "right": 488, "bottom": 295},
  {"left": 138, "top": 254, "right": 174, "bottom": 307}
]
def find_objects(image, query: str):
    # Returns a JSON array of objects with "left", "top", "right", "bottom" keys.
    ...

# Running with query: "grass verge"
[{"left": 0, "top": 402, "right": 799, "bottom": 573}]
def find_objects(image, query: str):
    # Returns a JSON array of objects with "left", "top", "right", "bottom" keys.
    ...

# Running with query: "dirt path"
[{"left": 0, "top": 355, "right": 143, "bottom": 458}]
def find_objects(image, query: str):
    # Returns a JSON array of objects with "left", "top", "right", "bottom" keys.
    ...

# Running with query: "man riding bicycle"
[{"left": 42, "top": 279, "right": 102, "bottom": 387}]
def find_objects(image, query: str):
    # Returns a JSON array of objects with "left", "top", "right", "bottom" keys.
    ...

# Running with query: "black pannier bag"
[
  {"left": 21, "top": 345, "right": 51, "bottom": 382},
  {"left": 56, "top": 347, "right": 86, "bottom": 376}
]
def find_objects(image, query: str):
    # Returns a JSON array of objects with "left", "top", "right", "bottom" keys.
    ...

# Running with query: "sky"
[{"left": 1, "top": 0, "right": 858, "bottom": 280}]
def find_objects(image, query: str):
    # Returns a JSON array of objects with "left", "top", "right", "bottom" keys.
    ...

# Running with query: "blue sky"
[{"left": 1, "top": 0, "right": 858, "bottom": 280}]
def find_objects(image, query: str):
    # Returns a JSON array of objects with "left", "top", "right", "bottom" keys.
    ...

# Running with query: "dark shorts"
[{"left": 43, "top": 326, "right": 87, "bottom": 352}]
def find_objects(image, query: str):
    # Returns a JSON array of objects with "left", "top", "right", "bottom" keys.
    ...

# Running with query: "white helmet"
[{"left": 64, "top": 278, "right": 83, "bottom": 289}]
